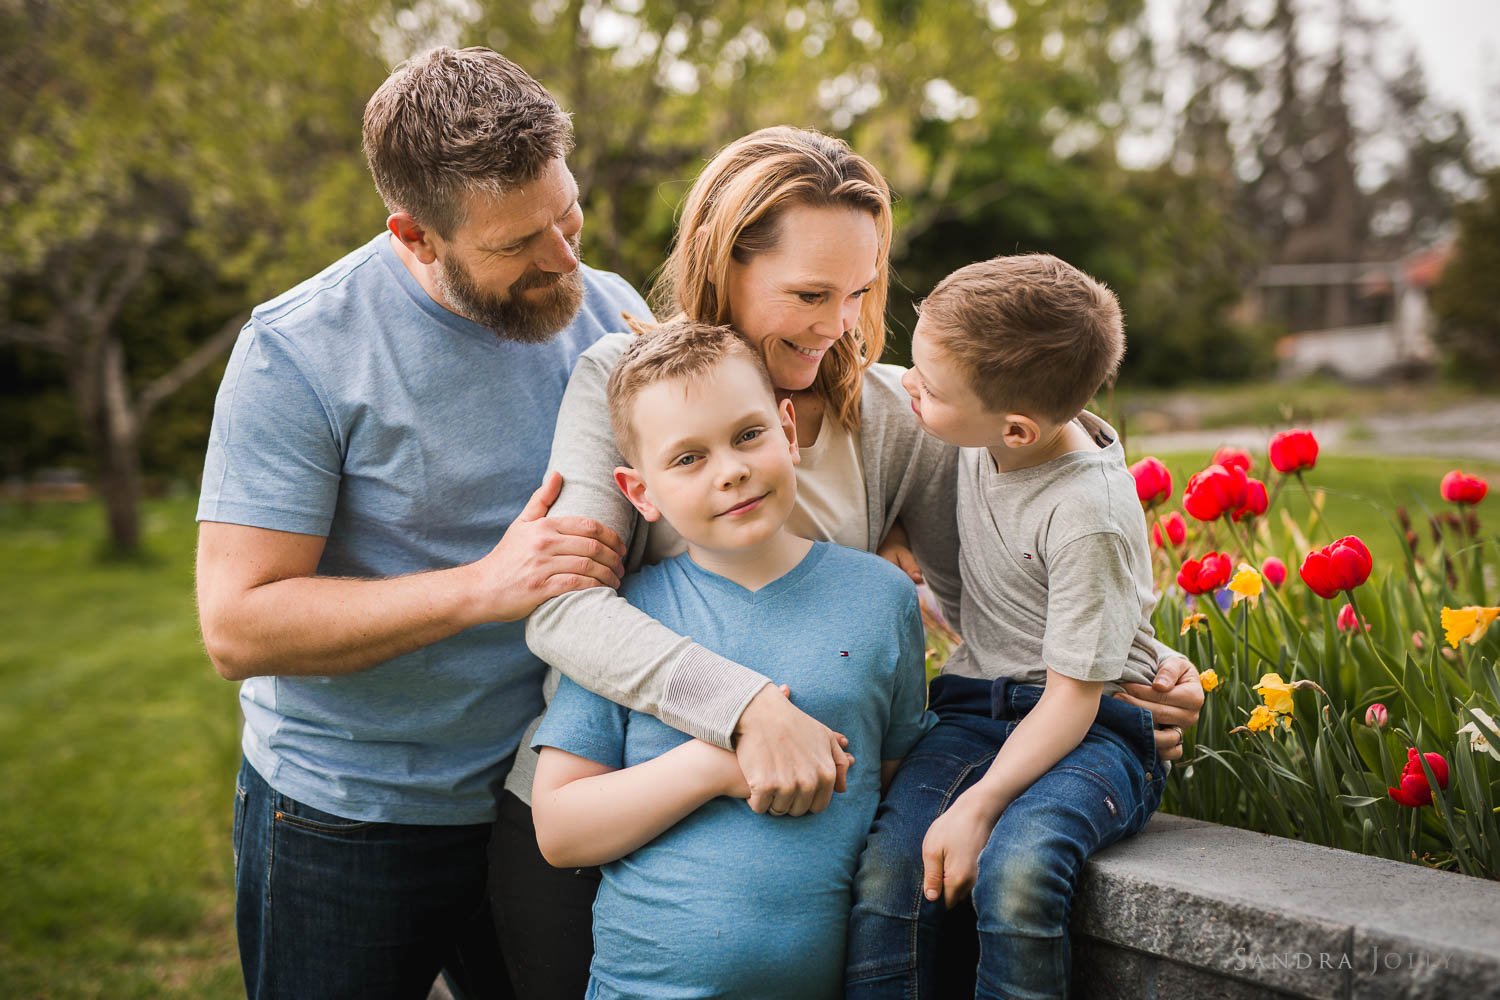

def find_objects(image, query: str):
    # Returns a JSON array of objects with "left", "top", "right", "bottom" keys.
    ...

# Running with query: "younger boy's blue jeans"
[{"left": 845, "top": 675, "right": 1164, "bottom": 1000}]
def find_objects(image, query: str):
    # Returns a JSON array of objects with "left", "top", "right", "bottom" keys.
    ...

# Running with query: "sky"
[{"left": 1386, "top": 0, "right": 1500, "bottom": 162}]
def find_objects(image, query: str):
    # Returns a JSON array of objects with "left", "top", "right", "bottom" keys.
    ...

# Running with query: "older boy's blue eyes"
[{"left": 738, "top": 429, "right": 763, "bottom": 443}]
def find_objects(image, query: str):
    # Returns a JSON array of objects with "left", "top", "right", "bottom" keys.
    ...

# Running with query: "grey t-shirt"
[{"left": 941, "top": 412, "right": 1159, "bottom": 692}]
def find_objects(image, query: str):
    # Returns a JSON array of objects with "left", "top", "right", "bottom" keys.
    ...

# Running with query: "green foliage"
[
  {"left": 1129, "top": 444, "right": 1500, "bottom": 877},
  {"left": 1433, "top": 171, "right": 1500, "bottom": 385}
]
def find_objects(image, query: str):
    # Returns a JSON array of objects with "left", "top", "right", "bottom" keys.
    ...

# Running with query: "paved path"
[{"left": 1131, "top": 400, "right": 1500, "bottom": 465}]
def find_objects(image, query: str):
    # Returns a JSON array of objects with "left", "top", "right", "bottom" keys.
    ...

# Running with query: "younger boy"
[
  {"left": 530, "top": 319, "right": 935, "bottom": 999},
  {"left": 845, "top": 254, "right": 1166, "bottom": 999}
]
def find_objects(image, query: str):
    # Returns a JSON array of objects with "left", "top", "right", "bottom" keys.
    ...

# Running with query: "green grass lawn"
[
  {"left": 2, "top": 452, "right": 1496, "bottom": 997},
  {"left": 0, "top": 500, "right": 242, "bottom": 999},
  {"left": 1112, "top": 376, "right": 1497, "bottom": 433}
]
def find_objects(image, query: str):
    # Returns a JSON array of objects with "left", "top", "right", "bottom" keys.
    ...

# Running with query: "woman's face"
[{"left": 724, "top": 204, "right": 880, "bottom": 392}]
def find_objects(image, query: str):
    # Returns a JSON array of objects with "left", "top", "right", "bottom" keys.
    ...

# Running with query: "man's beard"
[{"left": 435, "top": 240, "right": 585, "bottom": 344}]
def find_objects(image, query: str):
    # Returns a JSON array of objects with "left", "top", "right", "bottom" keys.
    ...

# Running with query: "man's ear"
[
  {"left": 778, "top": 397, "right": 801, "bottom": 466},
  {"left": 388, "top": 212, "right": 440, "bottom": 265},
  {"left": 1000, "top": 413, "right": 1042, "bottom": 450},
  {"left": 614, "top": 466, "right": 662, "bottom": 522}
]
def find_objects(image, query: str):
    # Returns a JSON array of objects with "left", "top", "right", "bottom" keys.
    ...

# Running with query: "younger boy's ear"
[
  {"left": 1000, "top": 413, "right": 1042, "bottom": 450},
  {"left": 777, "top": 398, "right": 801, "bottom": 466},
  {"left": 387, "top": 212, "right": 439, "bottom": 265},
  {"left": 613, "top": 466, "right": 662, "bottom": 522}
]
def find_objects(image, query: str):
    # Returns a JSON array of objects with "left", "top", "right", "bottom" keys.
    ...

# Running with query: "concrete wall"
[{"left": 1074, "top": 814, "right": 1500, "bottom": 999}]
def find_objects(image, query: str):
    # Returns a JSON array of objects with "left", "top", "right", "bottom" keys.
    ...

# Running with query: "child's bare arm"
[
  {"left": 532, "top": 741, "right": 751, "bottom": 868},
  {"left": 920, "top": 671, "right": 1103, "bottom": 908}
]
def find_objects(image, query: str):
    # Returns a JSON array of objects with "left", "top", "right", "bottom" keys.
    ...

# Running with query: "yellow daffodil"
[
  {"left": 1457, "top": 708, "right": 1500, "bottom": 762},
  {"left": 1442, "top": 606, "right": 1500, "bottom": 648},
  {"left": 1200, "top": 668, "right": 1219, "bottom": 693},
  {"left": 1246, "top": 705, "right": 1279, "bottom": 733},
  {"left": 1254, "top": 672, "right": 1295, "bottom": 715},
  {"left": 1228, "top": 564, "right": 1263, "bottom": 604},
  {"left": 1180, "top": 612, "right": 1207, "bottom": 635}
]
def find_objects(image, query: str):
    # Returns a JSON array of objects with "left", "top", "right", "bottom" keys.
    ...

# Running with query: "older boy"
[
  {"left": 530, "top": 320, "right": 934, "bottom": 999},
  {"left": 845, "top": 254, "right": 1166, "bottom": 999}
]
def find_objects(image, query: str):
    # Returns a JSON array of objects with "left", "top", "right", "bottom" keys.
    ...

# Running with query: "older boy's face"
[
  {"left": 903, "top": 316, "right": 1007, "bottom": 448},
  {"left": 622, "top": 356, "right": 799, "bottom": 554}
]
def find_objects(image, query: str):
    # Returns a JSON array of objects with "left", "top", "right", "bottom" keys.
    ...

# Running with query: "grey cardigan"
[{"left": 503, "top": 332, "right": 963, "bottom": 802}]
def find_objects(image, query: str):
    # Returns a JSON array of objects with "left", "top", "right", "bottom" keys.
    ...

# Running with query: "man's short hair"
[
  {"left": 362, "top": 46, "right": 574, "bottom": 238},
  {"left": 920, "top": 254, "right": 1124, "bottom": 424},
  {"left": 607, "top": 319, "right": 776, "bottom": 467}
]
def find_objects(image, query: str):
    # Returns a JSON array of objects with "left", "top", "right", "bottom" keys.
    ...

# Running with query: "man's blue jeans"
[
  {"left": 232, "top": 757, "right": 512, "bottom": 1000},
  {"left": 845, "top": 675, "right": 1164, "bottom": 1000}
]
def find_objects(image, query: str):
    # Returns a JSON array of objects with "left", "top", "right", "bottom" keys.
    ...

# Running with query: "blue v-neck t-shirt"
[
  {"left": 197, "top": 233, "right": 648, "bottom": 824},
  {"left": 534, "top": 542, "right": 934, "bottom": 1000}
]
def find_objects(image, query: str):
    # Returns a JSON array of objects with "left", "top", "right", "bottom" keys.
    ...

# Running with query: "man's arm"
[
  {"left": 531, "top": 740, "right": 749, "bottom": 868},
  {"left": 196, "top": 471, "right": 625, "bottom": 680},
  {"left": 921, "top": 671, "right": 1101, "bottom": 908}
]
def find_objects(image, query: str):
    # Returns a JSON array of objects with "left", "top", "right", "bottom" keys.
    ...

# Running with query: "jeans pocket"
[
  {"left": 273, "top": 792, "right": 378, "bottom": 836},
  {"left": 232, "top": 780, "right": 248, "bottom": 872}
]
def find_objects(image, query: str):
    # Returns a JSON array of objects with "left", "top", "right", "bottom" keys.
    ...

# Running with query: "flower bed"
[{"left": 1130, "top": 436, "right": 1500, "bottom": 879}]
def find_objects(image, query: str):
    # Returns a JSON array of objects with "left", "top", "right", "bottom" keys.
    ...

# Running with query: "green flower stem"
[
  {"left": 1346, "top": 589, "right": 1411, "bottom": 704},
  {"left": 1201, "top": 592, "right": 1279, "bottom": 666},
  {"left": 1295, "top": 471, "right": 1332, "bottom": 542}
]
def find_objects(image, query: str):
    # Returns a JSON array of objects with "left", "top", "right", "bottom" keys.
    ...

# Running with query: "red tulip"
[
  {"left": 1387, "top": 748, "right": 1449, "bottom": 808},
  {"left": 1130, "top": 457, "right": 1173, "bottom": 506},
  {"left": 1299, "top": 535, "right": 1372, "bottom": 599},
  {"left": 1260, "top": 557, "right": 1287, "bottom": 587},
  {"left": 1182, "top": 463, "right": 1248, "bottom": 522},
  {"left": 1212, "top": 446, "right": 1252, "bottom": 473},
  {"left": 1177, "top": 551, "right": 1232, "bottom": 595},
  {"left": 1336, "top": 603, "right": 1369, "bottom": 633},
  {"left": 1269, "top": 429, "right": 1319, "bottom": 474},
  {"left": 1151, "top": 511, "right": 1187, "bottom": 548},
  {"left": 1365, "top": 703, "right": 1388, "bottom": 728},
  {"left": 1440, "top": 470, "right": 1488, "bottom": 505},
  {"left": 1231, "top": 477, "right": 1268, "bottom": 523}
]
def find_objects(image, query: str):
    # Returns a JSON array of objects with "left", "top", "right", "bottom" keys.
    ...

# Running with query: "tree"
[
  {"left": 0, "top": 0, "right": 391, "bottom": 553},
  {"left": 1432, "top": 170, "right": 1500, "bottom": 384}
]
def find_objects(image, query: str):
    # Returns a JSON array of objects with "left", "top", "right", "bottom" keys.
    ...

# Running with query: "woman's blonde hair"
[{"left": 652, "top": 126, "right": 893, "bottom": 431}]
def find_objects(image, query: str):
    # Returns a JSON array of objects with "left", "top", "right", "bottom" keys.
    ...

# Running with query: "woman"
[{"left": 489, "top": 126, "right": 1203, "bottom": 998}]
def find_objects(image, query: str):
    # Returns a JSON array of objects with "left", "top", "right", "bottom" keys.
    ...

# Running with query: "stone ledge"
[{"left": 1074, "top": 813, "right": 1500, "bottom": 999}]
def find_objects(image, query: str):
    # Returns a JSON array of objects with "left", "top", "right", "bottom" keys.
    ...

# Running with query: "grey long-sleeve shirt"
[{"left": 503, "top": 332, "right": 963, "bottom": 802}]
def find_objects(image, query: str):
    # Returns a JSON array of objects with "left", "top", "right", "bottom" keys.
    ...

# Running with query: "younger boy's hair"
[
  {"left": 919, "top": 254, "right": 1124, "bottom": 424},
  {"left": 607, "top": 318, "right": 776, "bottom": 466}
]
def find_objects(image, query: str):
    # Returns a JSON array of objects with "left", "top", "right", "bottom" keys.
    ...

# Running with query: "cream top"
[{"left": 784, "top": 416, "right": 869, "bottom": 550}]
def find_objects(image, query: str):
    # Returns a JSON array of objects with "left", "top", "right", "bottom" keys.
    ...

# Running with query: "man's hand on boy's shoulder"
[
  {"left": 1114, "top": 655, "right": 1204, "bottom": 762},
  {"left": 734, "top": 684, "right": 853, "bottom": 817}
]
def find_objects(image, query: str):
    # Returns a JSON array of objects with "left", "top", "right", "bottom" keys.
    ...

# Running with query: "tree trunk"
[{"left": 74, "top": 333, "right": 144, "bottom": 555}]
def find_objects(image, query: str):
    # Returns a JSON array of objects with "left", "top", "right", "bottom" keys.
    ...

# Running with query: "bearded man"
[{"left": 193, "top": 48, "right": 642, "bottom": 998}]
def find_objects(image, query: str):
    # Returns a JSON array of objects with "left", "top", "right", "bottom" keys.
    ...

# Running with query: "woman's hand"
[
  {"left": 877, "top": 519, "right": 923, "bottom": 585},
  {"left": 1114, "top": 656, "right": 1204, "bottom": 762}
]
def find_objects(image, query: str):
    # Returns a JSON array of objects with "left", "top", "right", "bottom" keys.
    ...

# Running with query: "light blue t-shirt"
[
  {"left": 534, "top": 542, "right": 934, "bottom": 1000},
  {"left": 197, "top": 233, "right": 648, "bottom": 824}
]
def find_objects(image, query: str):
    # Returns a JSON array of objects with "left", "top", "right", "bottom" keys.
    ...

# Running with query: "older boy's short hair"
[
  {"left": 362, "top": 46, "right": 574, "bottom": 238},
  {"left": 920, "top": 254, "right": 1124, "bottom": 424},
  {"left": 607, "top": 319, "right": 776, "bottom": 466}
]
